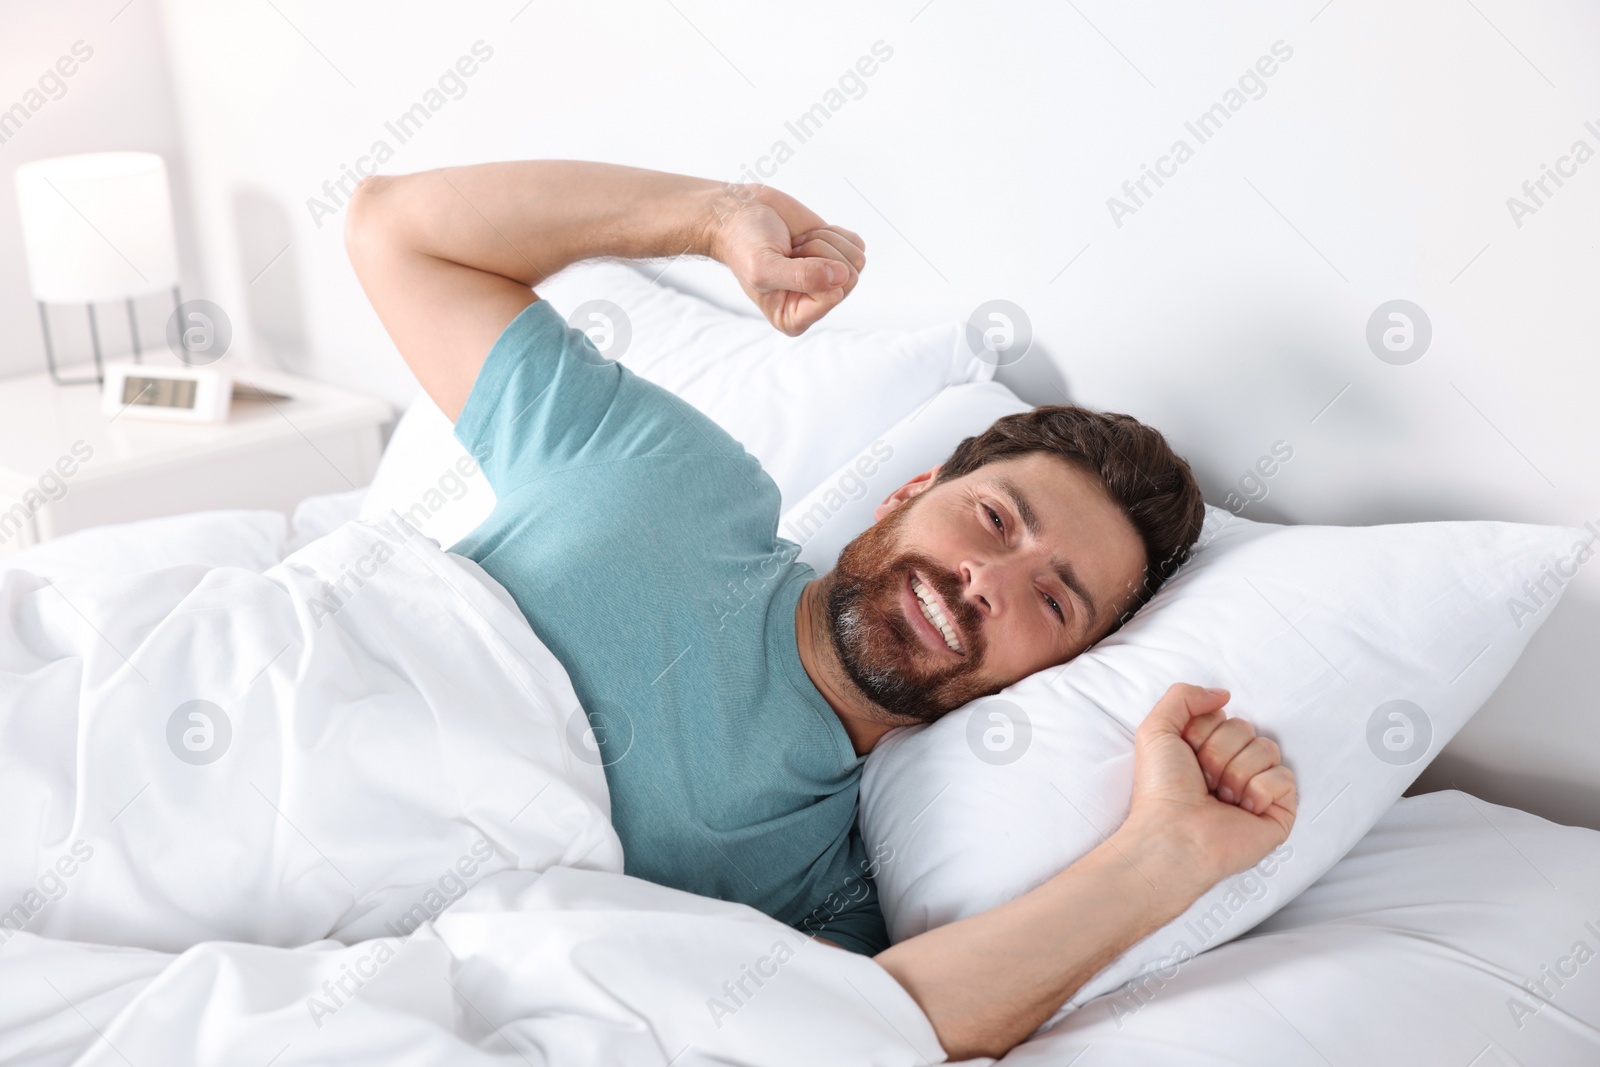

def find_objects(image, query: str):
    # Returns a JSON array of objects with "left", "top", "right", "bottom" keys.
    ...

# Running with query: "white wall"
[
  {"left": 0, "top": 0, "right": 205, "bottom": 380},
  {"left": 35, "top": 0, "right": 1600, "bottom": 828}
]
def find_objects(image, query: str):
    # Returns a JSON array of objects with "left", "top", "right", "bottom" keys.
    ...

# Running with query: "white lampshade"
[{"left": 14, "top": 152, "right": 180, "bottom": 304}]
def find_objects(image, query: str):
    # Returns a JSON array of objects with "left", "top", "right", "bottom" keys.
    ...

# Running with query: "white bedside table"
[{"left": 0, "top": 364, "right": 392, "bottom": 558}]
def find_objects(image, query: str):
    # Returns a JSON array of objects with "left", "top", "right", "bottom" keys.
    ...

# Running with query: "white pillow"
[
  {"left": 359, "top": 395, "right": 493, "bottom": 547},
  {"left": 779, "top": 380, "right": 1032, "bottom": 573},
  {"left": 859, "top": 505, "right": 1586, "bottom": 1017},
  {"left": 361, "top": 262, "right": 991, "bottom": 546}
]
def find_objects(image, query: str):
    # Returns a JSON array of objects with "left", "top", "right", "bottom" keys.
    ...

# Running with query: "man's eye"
[
  {"left": 984, "top": 505, "right": 1004, "bottom": 533},
  {"left": 1044, "top": 593, "right": 1065, "bottom": 622}
]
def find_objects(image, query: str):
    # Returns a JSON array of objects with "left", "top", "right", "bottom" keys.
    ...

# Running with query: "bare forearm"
[
  {"left": 352, "top": 160, "right": 723, "bottom": 287},
  {"left": 875, "top": 684, "right": 1298, "bottom": 1060},
  {"left": 345, "top": 158, "right": 862, "bottom": 416},
  {"left": 874, "top": 829, "right": 1202, "bottom": 1060},
  {"left": 344, "top": 161, "right": 735, "bottom": 416}
]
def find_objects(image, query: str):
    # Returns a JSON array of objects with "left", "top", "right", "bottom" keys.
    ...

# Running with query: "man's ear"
[{"left": 873, "top": 465, "right": 942, "bottom": 523}]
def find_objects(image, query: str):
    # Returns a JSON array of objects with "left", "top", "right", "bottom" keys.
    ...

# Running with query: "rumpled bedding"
[
  {"left": 0, "top": 512, "right": 941, "bottom": 1066},
  {"left": 4, "top": 501, "right": 1597, "bottom": 1066}
]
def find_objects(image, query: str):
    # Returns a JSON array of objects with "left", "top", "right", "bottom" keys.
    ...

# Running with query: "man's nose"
[{"left": 958, "top": 559, "right": 999, "bottom": 617}]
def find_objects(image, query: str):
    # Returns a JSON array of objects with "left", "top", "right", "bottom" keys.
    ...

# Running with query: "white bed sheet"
[{"left": 1003, "top": 789, "right": 1600, "bottom": 1067}]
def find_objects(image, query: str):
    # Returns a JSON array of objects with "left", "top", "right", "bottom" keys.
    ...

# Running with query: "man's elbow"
[{"left": 343, "top": 174, "right": 400, "bottom": 270}]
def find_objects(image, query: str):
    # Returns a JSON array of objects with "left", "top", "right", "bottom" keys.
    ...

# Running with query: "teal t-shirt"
[{"left": 452, "top": 299, "right": 888, "bottom": 954}]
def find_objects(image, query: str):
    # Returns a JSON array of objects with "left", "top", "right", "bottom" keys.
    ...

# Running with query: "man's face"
[{"left": 824, "top": 452, "right": 1147, "bottom": 723}]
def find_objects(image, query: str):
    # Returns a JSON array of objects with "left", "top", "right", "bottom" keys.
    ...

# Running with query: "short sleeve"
[{"left": 453, "top": 299, "right": 744, "bottom": 495}]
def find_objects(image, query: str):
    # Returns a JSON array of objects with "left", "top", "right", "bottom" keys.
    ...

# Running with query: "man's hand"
[
  {"left": 346, "top": 163, "right": 867, "bottom": 417},
  {"left": 706, "top": 184, "right": 866, "bottom": 337},
  {"left": 874, "top": 682, "right": 1296, "bottom": 1061},
  {"left": 1123, "top": 683, "right": 1297, "bottom": 893}
]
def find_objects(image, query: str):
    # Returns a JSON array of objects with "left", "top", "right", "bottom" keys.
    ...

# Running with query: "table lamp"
[{"left": 14, "top": 151, "right": 182, "bottom": 385}]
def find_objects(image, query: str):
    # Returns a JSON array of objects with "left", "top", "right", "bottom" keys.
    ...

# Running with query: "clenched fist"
[
  {"left": 705, "top": 184, "right": 867, "bottom": 337},
  {"left": 1124, "top": 683, "right": 1297, "bottom": 895}
]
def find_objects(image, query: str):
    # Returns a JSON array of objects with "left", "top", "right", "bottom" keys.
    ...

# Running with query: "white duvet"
[
  {"left": 2, "top": 504, "right": 1597, "bottom": 1067},
  {"left": 0, "top": 512, "right": 624, "bottom": 950},
  {"left": 0, "top": 513, "right": 939, "bottom": 1066}
]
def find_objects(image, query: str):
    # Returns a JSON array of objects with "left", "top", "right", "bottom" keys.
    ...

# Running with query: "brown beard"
[{"left": 824, "top": 499, "right": 1001, "bottom": 724}]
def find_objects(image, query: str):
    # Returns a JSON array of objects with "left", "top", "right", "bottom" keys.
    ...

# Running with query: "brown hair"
[{"left": 933, "top": 404, "right": 1205, "bottom": 629}]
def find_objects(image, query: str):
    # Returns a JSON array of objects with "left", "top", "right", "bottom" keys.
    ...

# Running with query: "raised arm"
[
  {"left": 874, "top": 684, "right": 1297, "bottom": 1060},
  {"left": 344, "top": 161, "right": 866, "bottom": 419}
]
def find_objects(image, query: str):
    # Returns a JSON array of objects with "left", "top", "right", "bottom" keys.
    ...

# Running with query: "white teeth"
[{"left": 911, "top": 577, "right": 964, "bottom": 654}]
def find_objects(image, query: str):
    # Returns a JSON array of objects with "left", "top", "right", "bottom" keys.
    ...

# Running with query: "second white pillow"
[{"left": 361, "top": 262, "right": 992, "bottom": 547}]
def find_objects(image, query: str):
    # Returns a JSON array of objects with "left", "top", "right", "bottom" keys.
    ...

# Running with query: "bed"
[
  {"left": 6, "top": 260, "right": 1593, "bottom": 1067},
  {"left": 5, "top": 494, "right": 1599, "bottom": 1066}
]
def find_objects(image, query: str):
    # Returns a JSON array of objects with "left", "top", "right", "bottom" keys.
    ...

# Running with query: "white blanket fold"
[
  {"left": 0, "top": 515, "right": 622, "bottom": 951},
  {"left": 2, "top": 869, "right": 945, "bottom": 1067}
]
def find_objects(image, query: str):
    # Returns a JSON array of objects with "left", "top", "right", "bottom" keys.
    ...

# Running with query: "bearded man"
[{"left": 345, "top": 160, "right": 1296, "bottom": 1059}]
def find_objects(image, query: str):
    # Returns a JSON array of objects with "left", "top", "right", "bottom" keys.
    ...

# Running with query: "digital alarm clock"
[{"left": 101, "top": 361, "right": 234, "bottom": 422}]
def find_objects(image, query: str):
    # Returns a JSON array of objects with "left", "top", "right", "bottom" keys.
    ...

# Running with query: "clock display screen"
[{"left": 123, "top": 376, "right": 198, "bottom": 409}]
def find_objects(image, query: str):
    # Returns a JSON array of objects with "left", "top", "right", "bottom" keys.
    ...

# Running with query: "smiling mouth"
[{"left": 910, "top": 573, "right": 965, "bottom": 655}]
